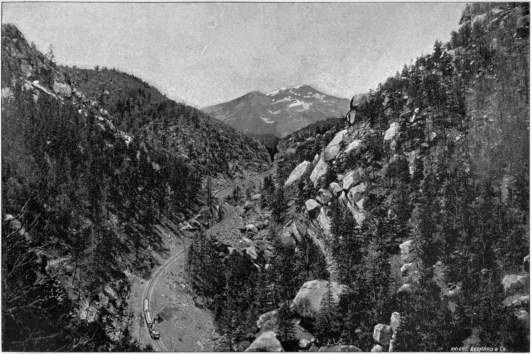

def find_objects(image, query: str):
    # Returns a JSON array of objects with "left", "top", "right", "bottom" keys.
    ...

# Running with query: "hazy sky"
[{"left": 3, "top": 2, "right": 466, "bottom": 107}]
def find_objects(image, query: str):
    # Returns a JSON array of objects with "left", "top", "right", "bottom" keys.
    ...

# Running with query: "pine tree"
[
  {"left": 314, "top": 281, "right": 342, "bottom": 346},
  {"left": 277, "top": 302, "right": 296, "bottom": 345},
  {"left": 271, "top": 187, "right": 287, "bottom": 223}
]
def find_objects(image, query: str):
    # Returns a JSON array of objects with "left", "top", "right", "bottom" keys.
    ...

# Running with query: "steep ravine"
[{"left": 128, "top": 169, "right": 275, "bottom": 351}]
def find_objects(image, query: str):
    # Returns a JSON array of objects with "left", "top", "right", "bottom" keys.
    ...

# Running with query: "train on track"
[{"left": 143, "top": 299, "right": 160, "bottom": 340}]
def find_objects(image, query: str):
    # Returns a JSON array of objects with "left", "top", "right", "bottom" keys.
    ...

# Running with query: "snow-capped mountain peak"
[{"left": 203, "top": 85, "right": 350, "bottom": 138}]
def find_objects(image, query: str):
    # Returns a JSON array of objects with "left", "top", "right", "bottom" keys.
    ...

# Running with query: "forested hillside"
[
  {"left": 63, "top": 66, "right": 270, "bottom": 176},
  {"left": 1, "top": 23, "right": 269, "bottom": 351},
  {"left": 187, "top": 3, "right": 529, "bottom": 352}
]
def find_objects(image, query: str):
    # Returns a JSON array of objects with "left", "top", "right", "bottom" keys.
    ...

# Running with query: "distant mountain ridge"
[{"left": 203, "top": 85, "right": 351, "bottom": 138}]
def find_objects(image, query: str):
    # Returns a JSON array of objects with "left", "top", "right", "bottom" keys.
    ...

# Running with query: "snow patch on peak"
[
  {"left": 288, "top": 99, "right": 311, "bottom": 111},
  {"left": 267, "top": 85, "right": 312, "bottom": 96},
  {"left": 272, "top": 96, "right": 292, "bottom": 104},
  {"left": 267, "top": 109, "right": 282, "bottom": 115},
  {"left": 260, "top": 116, "right": 275, "bottom": 124},
  {"left": 266, "top": 87, "right": 287, "bottom": 96}
]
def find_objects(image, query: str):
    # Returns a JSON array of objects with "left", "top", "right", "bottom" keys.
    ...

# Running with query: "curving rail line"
[{"left": 141, "top": 249, "right": 187, "bottom": 351}]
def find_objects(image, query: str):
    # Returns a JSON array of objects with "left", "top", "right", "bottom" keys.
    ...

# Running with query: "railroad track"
[{"left": 141, "top": 249, "right": 186, "bottom": 352}]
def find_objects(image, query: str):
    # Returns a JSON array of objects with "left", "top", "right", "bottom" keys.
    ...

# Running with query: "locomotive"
[{"left": 143, "top": 299, "right": 160, "bottom": 340}]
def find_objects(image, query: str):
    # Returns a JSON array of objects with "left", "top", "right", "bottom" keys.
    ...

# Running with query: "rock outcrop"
[
  {"left": 383, "top": 122, "right": 399, "bottom": 141},
  {"left": 280, "top": 220, "right": 302, "bottom": 248},
  {"left": 329, "top": 182, "right": 343, "bottom": 196},
  {"left": 324, "top": 129, "right": 348, "bottom": 161},
  {"left": 305, "top": 199, "right": 321, "bottom": 218},
  {"left": 399, "top": 240, "right": 415, "bottom": 262},
  {"left": 371, "top": 344, "right": 383, "bottom": 352},
  {"left": 291, "top": 280, "right": 345, "bottom": 318},
  {"left": 342, "top": 168, "right": 364, "bottom": 191},
  {"left": 344, "top": 139, "right": 364, "bottom": 155},
  {"left": 285, "top": 161, "right": 311, "bottom": 186},
  {"left": 245, "top": 331, "right": 284, "bottom": 352},
  {"left": 373, "top": 324, "right": 393, "bottom": 346},
  {"left": 502, "top": 274, "right": 528, "bottom": 293},
  {"left": 310, "top": 154, "right": 329, "bottom": 187},
  {"left": 257, "top": 310, "right": 278, "bottom": 330}
]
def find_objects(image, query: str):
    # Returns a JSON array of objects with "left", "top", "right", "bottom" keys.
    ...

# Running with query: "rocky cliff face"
[{"left": 266, "top": 3, "right": 529, "bottom": 351}]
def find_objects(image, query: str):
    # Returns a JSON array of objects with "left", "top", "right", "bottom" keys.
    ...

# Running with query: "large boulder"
[
  {"left": 20, "top": 63, "right": 33, "bottom": 78},
  {"left": 52, "top": 81, "right": 72, "bottom": 97},
  {"left": 400, "top": 262, "right": 417, "bottom": 276},
  {"left": 256, "top": 310, "right": 314, "bottom": 344},
  {"left": 245, "top": 224, "right": 259, "bottom": 234},
  {"left": 294, "top": 325, "right": 315, "bottom": 343},
  {"left": 390, "top": 312, "right": 400, "bottom": 332},
  {"left": 79, "top": 297, "right": 90, "bottom": 320},
  {"left": 462, "top": 327, "right": 481, "bottom": 349},
  {"left": 356, "top": 198, "right": 365, "bottom": 210},
  {"left": 384, "top": 122, "right": 400, "bottom": 141},
  {"left": 397, "top": 283, "right": 413, "bottom": 294},
  {"left": 104, "top": 284, "right": 118, "bottom": 301},
  {"left": 329, "top": 182, "right": 343, "bottom": 197},
  {"left": 347, "top": 182, "right": 367, "bottom": 204},
  {"left": 342, "top": 169, "right": 364, "bottom": 191},
  {"left": 291, "top": 280, "right": 346, "bottom": 318},
  {"left": 98, "top": 292, "right": 109, "bottom": 307},
  {"left": 324, "top": 129, "right": 348, "bottom": 161},
  {"left": 2, "top": 87, "right": 13, "bottom": 100},
  {"left": 502, "top": 294, "right": 530, "bottom": 307},
  {"left": 338, "top": 191, "right": 348, "bottom": 206},
  {"left": 317, "top": 189, "right": 334, "bottom": 205},
  {"left": 373, "top": 324, "right": 393, "bottom": 346},
  {"left": 285, "top": 161, "right": 311, "bottom": 187},
  {"left": 445, "top": 285, "right": 462, "bottom": 298},
  {"left": 399, "top": 240, "right": 415, "bottom": 262},
  {"left": 299, "top": 339, "right": 312, "bottom": 350},
  {"left": 346, "top": 201, "right": 366, "bottom": 225},
  {"left": 280, "top": 221, "right": 301, "bottom": 248},
  {"left": 257, "top": 310, "right": 279, "bottom": 331},
  {"left": 86, "top": 305, "right": 98, "bottom": 323},
  {"left": 344, "top": 139, "right": 364, "bottom": 155},
  {"left": 305, "top": 199, "right": 321, "bottom": 218},
  {"left": 245, "top": 331, "right": 284, "bottom": 352},
  {"left": 244, "top": 201, "right": 256, "bottom": 211},
  {"left": 310, "top": 155, "right": 329, "bottom": 187},
  {"left": 371, "top": 345, "right": 383, "bottom": 352},
  {"left": 405, "top": 150, "right": 419, "bottom": 176},
  {"left": 515, "top": 309, "right": 530, "bottom": 328},
  {"left": 313, "top": 153, "right": 320, "bottom": 164},
  {"left": 502, "top": 274, "right": 528, "bottom": 293}
]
